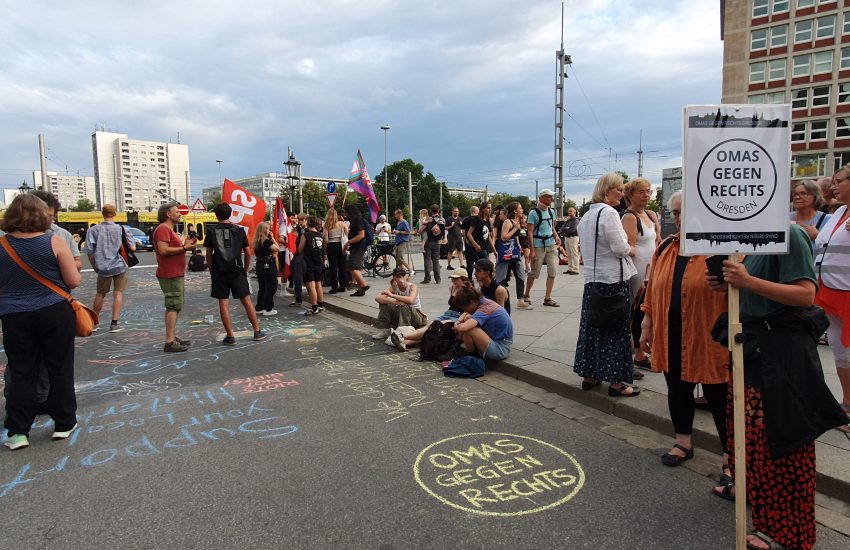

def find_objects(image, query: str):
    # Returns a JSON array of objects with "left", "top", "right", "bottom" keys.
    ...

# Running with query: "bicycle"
[{"left": 363, "top": 241, "right": 398, "bottom": 278}]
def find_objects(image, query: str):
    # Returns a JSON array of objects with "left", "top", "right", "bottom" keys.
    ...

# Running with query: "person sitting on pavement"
[
  {"left": 371, "top": 267, "right": 428, "bottom": 341},
  {"left": 390, "top": 267, "right": 473, "bottom": 351},
  {"left": 453, "top": 286, "right": 513, "bottom": 361},
  {"left": 473, "top": 258, "right": 509, "bottom": 314},
  {"left": 187, "top": 248, "right": 207, "bottom": 272}
]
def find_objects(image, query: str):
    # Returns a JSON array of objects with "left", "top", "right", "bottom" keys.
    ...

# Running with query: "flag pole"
[{"left": 728, "top": 253, "right": 747, "bottom": 550}]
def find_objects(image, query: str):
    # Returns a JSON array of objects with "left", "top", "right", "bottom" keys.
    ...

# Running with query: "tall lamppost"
[
  {"left": 18, "top": 181, "right": 32, "bottom": 195},
  {"left": 380, "top": 124, "right": 390, "bottom": 211},
  {"left": 284, "top": 149, "right": 301, "bottom": 213},
  {"left": 215, "top": 159, "right": 224, "bottom": 184}
]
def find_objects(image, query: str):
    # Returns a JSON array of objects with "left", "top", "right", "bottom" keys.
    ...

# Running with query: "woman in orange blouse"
[{"left": 639, "top": 191, "right": 730, "bottom": 473}]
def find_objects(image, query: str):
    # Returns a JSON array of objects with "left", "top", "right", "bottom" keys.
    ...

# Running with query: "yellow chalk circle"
[{"left": 413, "top": 432, "right": 585, "bottom": 516}]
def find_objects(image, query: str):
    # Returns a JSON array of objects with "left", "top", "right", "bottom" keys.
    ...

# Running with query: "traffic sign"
[
  {"left": 326, "top": 193, "right": 337, "bottom": 208},
  {"left": 177, "top": 204, "right": 190, "bottom": 216},
  {"left": 191, "top": 198, "right": 207, "bottom": 212},
  {"left": 327, "top": 181, "right": 337, "bottom": 194}
]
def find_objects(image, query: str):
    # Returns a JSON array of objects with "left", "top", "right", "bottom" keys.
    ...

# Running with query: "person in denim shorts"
[{"left": 452, "top": 286, "right": 513, "bottom": 361}]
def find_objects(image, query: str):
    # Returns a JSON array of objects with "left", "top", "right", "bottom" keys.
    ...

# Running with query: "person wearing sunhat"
[
  {"left": 371, "top": 266, "right": 428, "bottom": 341},
  {"left": 390, "top": 267, "right": 473, "bottom": 351},
  {"left": 524, "top": 188, "right": 562, "bottom": 307}
]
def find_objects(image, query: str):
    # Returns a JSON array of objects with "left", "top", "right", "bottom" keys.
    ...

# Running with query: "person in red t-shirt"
[{"left": 153, "top": 203, "right": 197, "bottom": 352}]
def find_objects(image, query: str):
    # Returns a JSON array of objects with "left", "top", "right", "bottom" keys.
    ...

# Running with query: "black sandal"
[
  {"left": 660, "top": 444, "right": 694, "bottom": 467},
  {"left": 607, "top": 384, "right": 640, "bottom": 397},
  {"left": 719, "top": 462, "right": 732, "bottom": 487},
  {"left": 712, "top": 480, "right": 735, "bottom": 501},
  {"left": 581, "top": 378, "right": 600, "bottom": 391}
]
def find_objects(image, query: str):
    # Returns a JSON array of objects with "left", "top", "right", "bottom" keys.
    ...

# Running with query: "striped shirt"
[{"left": 0, "top": 234, "right": 68, "bottom": 316}]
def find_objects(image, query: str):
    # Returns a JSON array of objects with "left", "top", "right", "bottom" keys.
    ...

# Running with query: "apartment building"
[
  {"left": 722, "top": 0, "right": 850, "bottom": 180},
  {"left": 91, "top": 131, "right": 190, "bottom": 210},
  {"left": 202, "top": 173, "right": 345, "bottom": 211},
  {"left": 32, "top": 171, "right": 96, "bottom": 210}
]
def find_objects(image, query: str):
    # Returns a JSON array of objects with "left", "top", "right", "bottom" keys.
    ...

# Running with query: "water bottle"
[{"left": 204, "top": 314, "right": 215, "bottom": 325}]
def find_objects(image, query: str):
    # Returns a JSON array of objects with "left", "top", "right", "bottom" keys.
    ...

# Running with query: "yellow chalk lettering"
[
  {"left": 494, "top": 438, "right": 525, "bottom": 454},
  {"left": 450, "top": 446, "right": 486, "bottom": 465},
  {"left": 552, "top": 469, "right": 577, "bottom": 487},
  {"left": 486, "top": 483, "right": 519, "bottom": 502},
  {"left": 453, "top": 469, "right": 475, "bottom": 485},
  {"left": 475, "top": 465, "right": 500, "bottom": 480},
  {"left": 515, "top": 454, "right": 544, "bottom": 469},
  {"left": 533, "top": 470, "right": 566, "bottom": 488},
  {"left": 478, "top": 443, "right": 507, "bottom": 460},
  {"left": 459, "top": 488, "right": 498, "bottom": 509},
  {"left": 511, "top": 479, "right": 543, "bottom": 497},
  {"left": 429, "top": 453, "right": 459, "bottom": 469},
  {"left": 492, "top": 459, "right": 523, "bottom": 476},
  {"left": 436, "top": 473, "right": 461, "bottom": 487}
]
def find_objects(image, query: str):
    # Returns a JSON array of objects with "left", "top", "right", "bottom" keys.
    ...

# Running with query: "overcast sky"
[{"left": 0, "top": 0, "right": 722, "bottom": 204}]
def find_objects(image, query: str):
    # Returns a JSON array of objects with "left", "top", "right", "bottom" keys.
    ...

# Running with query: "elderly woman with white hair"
[
  {"left": 791, "top": 179, "right": 831, "bottom": 251},
  {"left": 639, "top": 190, "right": 729, "bottom": 473}
]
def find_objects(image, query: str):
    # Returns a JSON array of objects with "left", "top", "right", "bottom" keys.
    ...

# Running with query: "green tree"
[
  {"left": 70, "top": 198, "right": 96, "bottom": 212},
  {"left": 647, "top": 186, "right": 664, "bottom": 213},
  {"left": 206, "top": 193, "right": 222, "bottom": 211}
]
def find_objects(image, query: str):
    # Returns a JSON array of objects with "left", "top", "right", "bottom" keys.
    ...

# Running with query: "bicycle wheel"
[
  {"left": 362, "top": 247, "right": 376, "bottom": 277},
  {"left": 373, "top": 252, "right": 397, "bottom": 278}
]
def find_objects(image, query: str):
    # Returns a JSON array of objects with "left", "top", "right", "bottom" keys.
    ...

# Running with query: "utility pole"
[
  {"left": 637, "top": 129, "right": 644, "bottom": 178},
  {"left": 535, "top": 179, "right": 539, "bottom": 200},
  {"left": 554, "top": 2, "right": 571, "bottom": 217},
  {"left": 38, "top": 134, "right": 48, "bottom": 192}
]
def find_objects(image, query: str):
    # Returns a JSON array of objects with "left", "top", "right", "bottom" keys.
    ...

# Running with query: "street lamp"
[
  {"left": 18, "top": 181, "right": 31, "bottom": 194},
  {"left": 381, "top": 125, "right": 390, "bottom": 212},
  {"left": 215, "top": 160, "right": 224, "bottom": 184},
  {"left": 284, "top": 149, "right": 301, "bottom": 213}
]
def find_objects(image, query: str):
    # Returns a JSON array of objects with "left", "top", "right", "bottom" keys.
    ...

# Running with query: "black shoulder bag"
[{"left": 586, "top": 209, "right": 629, "bottom": 332}]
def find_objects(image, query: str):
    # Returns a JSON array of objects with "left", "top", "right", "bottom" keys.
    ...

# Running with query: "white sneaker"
[
  {"left": 517, "top": 301, "right": 533, "bottom": 310},
  {"left": 390, "top": 330, "right": 406, "bottom": 351},
  {"left": 372, "top": 328, "right": 392, "bottom": 340},
  {"left": 52, "top": 423, "right": 79, "bottom": 440},
  {"left": 4, "top": 434, "right": 28, "bottom": 450},
  {"left": 262, "top": 309, "right": 278, "bottom": 316}
]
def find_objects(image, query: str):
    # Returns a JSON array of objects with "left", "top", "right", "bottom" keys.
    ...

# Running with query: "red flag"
[
  {"left": 221, "top": 179, "right": 266, "bottom": 252},
  {"left": 272, "top": 197, "right": 296, "bottom": 279}
]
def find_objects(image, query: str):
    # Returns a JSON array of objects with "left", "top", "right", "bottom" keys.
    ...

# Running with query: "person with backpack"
[
  {"left": 299, "top": 215, "right": 326, "bottom": 315},
  {"left": 390, "top": 267, "right": 471, "bottom": 352},
  {"left": 205, "top": 203, "right": 266, "bottom": 345},
  {"left": 418, "top": 203, "right": 445, "bottom": 284},
  {"left": 343, "top": 204, "right": 371, "bottom": 296},
  {"left": 371, "top": 266, "right": 427, "bottom": 342},
  {"left": 524, "top": 189, "right": 562, "bottom": 307},
  {"left": 85, "top": 204, "right": 135, "bottom": 333}
]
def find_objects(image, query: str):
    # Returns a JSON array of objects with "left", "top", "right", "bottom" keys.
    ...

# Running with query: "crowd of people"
[{"left": 3, "top": 168, "right": 850, "bottom": 549}]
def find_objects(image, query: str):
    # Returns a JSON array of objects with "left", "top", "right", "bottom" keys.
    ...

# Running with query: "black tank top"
[{"left": 482, "top": 279, "right": 511, "bottom": 316}]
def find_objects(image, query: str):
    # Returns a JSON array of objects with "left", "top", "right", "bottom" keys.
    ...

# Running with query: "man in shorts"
[
  {"left": 392, "top": 209, "right": 413, "bottom": 274},
  {"left": 524, "top": 189, "right": 562, "bottom": 307},
  {"left": 453, "top": 286, "right": 513, "bottom": 361},
  {"left": 153, "top": 203, "right": 197, "bottom": 352},
  {"left": 86, "top": 204, "right": 135, "bottom": 332},
  {"left": 205, "top": 203, "right": 266, "bottom": 345}
]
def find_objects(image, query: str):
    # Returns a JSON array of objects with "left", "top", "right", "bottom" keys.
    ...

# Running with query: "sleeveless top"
[
  {"left": 0, "top": 234, "right": 68, "bottom": 316},
  {"left": 631, "top": 212, "right": 657, "bottom": 282},
  {"left": 327, "top": 224, "right": 344, "bottom": 243},
  {"left": 392, "top": 282, "right": 421, "bottom": 309},
  {"left": 482, "top": 279, "right": 510, "bottom": 315}
]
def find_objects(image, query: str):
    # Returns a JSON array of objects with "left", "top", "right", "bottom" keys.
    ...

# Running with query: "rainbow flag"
[{"left": 348, "top": 150, "right": 380, "bottom": 223}]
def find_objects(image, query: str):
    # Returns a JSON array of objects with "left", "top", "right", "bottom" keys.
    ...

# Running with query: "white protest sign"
[{"left": 681, "top": 104, "right": 791, "bottom": 255}]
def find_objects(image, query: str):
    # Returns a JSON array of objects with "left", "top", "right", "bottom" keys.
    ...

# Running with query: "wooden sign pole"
[{"left": 728, "top": 253, "right": 747, "bottom": 550}]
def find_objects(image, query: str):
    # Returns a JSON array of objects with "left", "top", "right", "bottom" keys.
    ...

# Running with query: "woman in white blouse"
[{"left": 573, "top": 173, "right": 639, "bottom": 397}]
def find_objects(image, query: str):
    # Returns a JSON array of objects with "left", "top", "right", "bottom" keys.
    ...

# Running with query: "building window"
[
  {"left": 816, "top": 15, "right": 836, "bottom": 39},
  {"left": 773, "top": 0, "right": 790, "bottom": 13},
  {"left": 836, "top": 118, "right": 850, "bottom": 138},
  {"left": 749, "top": 94, "right": 766, "bottom": 104},
  {"left": 833, "top": 151, "right": 850, "bottom": 172},
  {"left": 794, "top": 54, "right": 812, "bottom": 76},
  {"left": 817, "top": 0, "right": 837, "bottom": 6},
  {"left": 814, "top": 50, "right": 833, "bottom": 73},
  {"left": 769, "top": 59, "right": 787, "bottom": 80},
  {"left": 752, "top": 29, "right": 768, "bottom": 50},
  {"left": 812, "top": 85, "right": 830, "bottom": 105},
  {"left": 838, "top": 82, "right": 850, "bottom": 104},
  {"left": 792, "top": 122, "right": 808, "bottom": 142},
  {"left": 844, "top": 12, "right": 850, "bottom": 35},
  {"left": 797, "top": 0, "right": 814, "bottom": 7},
  {"left": 796, "top": 19, "right": 813, "bottom": 43},
  {"left": 770, "top": 24, "right": 789, "bottom": 47},
  {"left": 768, "top": 92, "right": 785, "bottom": 103},
  {"left": 841, "top": 47, "right": 850, "bottom": 70},
  {"left": 810, "top": 119, "right": 828, "bottom": 140},
  {"left": 754, "top": 0, "right": 770, "bottom": 17},
  {"left": 751, "top": 62, "right": 767, "bottom": 83},
  {"left": 793, "top": 153, "right": 827, "bottom": 178},
  {"left": 790, "top": 88, "right": 806, "bottom": 109}
]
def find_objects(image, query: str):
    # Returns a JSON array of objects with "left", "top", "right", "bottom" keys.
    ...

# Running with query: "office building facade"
[
  {"left": 722, "top": 0, "right": 850, "bottom": 180},
  {"left": 32, "top": 171, "right": 97, "bottom": 210},
  {"left": 91, "top": 131, "right": 190, "bottom": 211}
]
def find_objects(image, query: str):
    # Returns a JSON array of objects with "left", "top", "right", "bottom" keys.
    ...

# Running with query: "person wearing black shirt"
[
  {"left": 461, "top": 205, "right": 479, "bottom": 278},
  {"left": 445, "top": 207, "right": 464, "bottom": 270},
  {"left": 418, "top": 204, "right": 445, "bottom": 284},
  {"left": 466, "top": 201, "right": 494, "bottom": 267},
  {"left": 343, "top": 204, "right": 371, "bottom": 296}
]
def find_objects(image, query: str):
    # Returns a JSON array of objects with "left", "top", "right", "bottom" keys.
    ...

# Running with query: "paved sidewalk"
[{"left": 321, "top": 252, "right": 850, "bottom": 505}]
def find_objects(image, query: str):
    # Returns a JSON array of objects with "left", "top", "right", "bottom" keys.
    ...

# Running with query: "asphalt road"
[{"left": 1, "top": 255, "right": 847, "bottom": 549}]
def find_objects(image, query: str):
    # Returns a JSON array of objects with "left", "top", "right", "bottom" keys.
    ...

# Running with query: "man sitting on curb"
[
  {"left": 453, "top": 286, "right": 513, "bottom": 361},
  {"left": 371, "top": 267, "right": 428, "bottom": 341}
]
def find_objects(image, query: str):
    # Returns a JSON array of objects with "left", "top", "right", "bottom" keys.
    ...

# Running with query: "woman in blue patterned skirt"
[{"left": 573, "top": 173, "right": 639, "bottom": 396}]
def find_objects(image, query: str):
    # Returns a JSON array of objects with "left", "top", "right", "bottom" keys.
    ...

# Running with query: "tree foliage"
[{"left": 70, "top": 198, "right": 96, "bottom": 212}]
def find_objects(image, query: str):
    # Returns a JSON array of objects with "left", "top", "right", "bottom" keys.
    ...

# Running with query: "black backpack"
[
  {"left": 211, "top": 224, "right": 243, "bottom": 272},
  {"left": 531, "top": 207, "right": 555, "bottom": 245},
  {"left": 419, "top": 321, "right": 462, "bottom": 362}
]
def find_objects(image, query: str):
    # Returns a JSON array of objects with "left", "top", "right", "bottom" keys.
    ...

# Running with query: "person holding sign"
[
  {"left": 814, "top": 168, "right": 850, "bottom": 432},
  {"left": 573, "top": 173, "right": 639, "bottom": 397},
  {"left": 707, "top": 223, "right": 847, "bottom": 550},
  {"left": 639, "top": 191, "right": 729, "bottom": 472}
]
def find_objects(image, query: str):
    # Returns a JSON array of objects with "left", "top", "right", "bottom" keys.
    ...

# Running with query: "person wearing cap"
[
  {"left": 371, "top": 266, "right": 427, "bottom": 341},
  {"left": 390, "top": 267, "right": 473, "bottom": 351},
  {"left": 525, "top": 189, "right": 562, "bottom": 307},
  {"left": 474, "top": 258, "right": 509, "bottom": 314}
]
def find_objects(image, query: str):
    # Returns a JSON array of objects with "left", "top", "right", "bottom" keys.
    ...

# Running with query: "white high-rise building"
[
  {"left": 32, "top": 171, "right": 96, "bottom": 210},
  {"left": 91, "top": 131, "right": 190, "bottom": 211}
]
